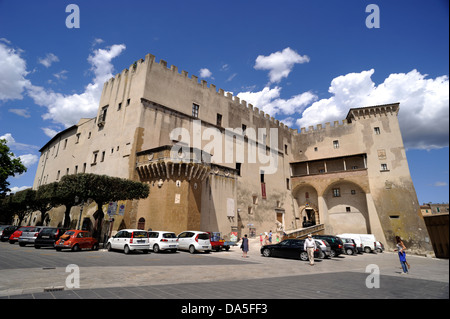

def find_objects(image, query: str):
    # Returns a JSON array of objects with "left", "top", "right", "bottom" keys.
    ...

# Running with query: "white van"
[{"left": 337, "top": 233, "right": 377, "bottom": 253}]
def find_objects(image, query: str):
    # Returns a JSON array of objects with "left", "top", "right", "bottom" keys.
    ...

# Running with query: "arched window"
[{"left": 137, "top": 217, "right": 145, "bottom": 230}]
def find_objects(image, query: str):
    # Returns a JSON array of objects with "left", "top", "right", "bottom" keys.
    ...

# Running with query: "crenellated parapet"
[{"left": 102, "top": 53, "right": 294, "bottom": 133}]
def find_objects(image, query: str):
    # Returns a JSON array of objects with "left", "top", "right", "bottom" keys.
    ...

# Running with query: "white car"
[
  {"left": 177, "top": 231, "right": 212, "bottom": 254},
  {"left": 148, "top": 231, "right": 178, "bottom": 253},
  {"left": 106, "top": 229, "right": 150, "bottom": 254}
]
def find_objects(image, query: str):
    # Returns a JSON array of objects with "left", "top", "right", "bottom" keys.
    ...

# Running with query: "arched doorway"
[
  {"left": 292, "top": 184, "right": 320, "bottom": 228},
  {"left": 137, "top": 217, "right": 146, "bottom": 230}
]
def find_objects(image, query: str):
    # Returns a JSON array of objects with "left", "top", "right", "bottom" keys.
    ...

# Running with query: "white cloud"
[
  {"left": 7, "top": 186, "right": 31, "bottom": 195},
  {"left": 8, "top": 108, "right": 31, "bottom": 118},
  {"left": 434, "top": 181, "right": 448, "bottom": 187},
  {"left": 0, "top": 133, "right": 39, "bottom": 151},
  {"left": 42, "top": 127, "right": 59, "bottom": 138},
  {"left": 27, "top": 44, "right": 126, "bottom": 127},
  {"left": 296, "top": 69, "right": 449, "bottom": 150},
  {"left": 237, "top": 86, "right": 317, "bottom": 117},
  {"left": 38, "top": 53, "right": 59, "bottom": 68},
  {"left": 0, "top": 43, "right": 30, "bottom": 101},
  {"left": 53, "top": 70, "right": 68, "bottom": 80},
  {"left": 254, "top": 47, "right": 310, "bottom": 83},
  {"left": 18, "top": 154, "right": 39, "bottom": 167},
  {"left": 199, "top": 68, "right": 212, "bottom": 78}
]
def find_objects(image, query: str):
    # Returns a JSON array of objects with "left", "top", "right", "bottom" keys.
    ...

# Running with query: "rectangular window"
[
  {"left": 76, "top": 133, "right": 80, "bottom": 144},
  {"left": 216, "top": 113, "right": 222, "bottom": 126},
  {"left": 284, "top": 144, "right": 288, "bottom": 155},
  {"left": 83, "top": 163, "right": 86, "bottom": 173},
  {"left": 374, "top": 127, "right": 381, "bottom": 135},
  {"left": 100, "top": 106, "right": 108, "bottom": 122},
  {"left": 192, "top": 103, "right": 199, "bottom": 118},
  {"left": 381, "top": 163, "right": 388, "bottom": 171},
  {"left": 74, "top": 165, "right": 78, "bottom": 174},
  {"left": 242, "top": 124, "right": 247, "bottom": 135},
  {"left": 286, "top": 178, "right": 290, "bottom": 190},
  {"left": 127, "top": 99, "right": 130, "bottom": 106},
  {"left": 346, "top": 207, "right": 351, "bottom": 212},
  {"left": 333, "top": 188, "right": 341, "bottom": 197},
  {"left": 333, "top": 140, "right": 339, "bottom": 149},
  {"left": 260, "top": 172, "right": 265, "bottom": 183},
  {"left": 118, "top": 102, "right": 122, "bottom": 110},
  {"left": 63, "top": 139, "right": 68, "bottom": 150},
  {"left": 236, "top": 162, "right": 241, "bottom": 176},
  {"left": 56, "top": 170, "right": 60, "bottom": 180},
  {"left": 92, "top": 151, "right": 98, "bottom": 165},
  {"left": 101, "top": 151, "right": 105, "bottom": 162}
]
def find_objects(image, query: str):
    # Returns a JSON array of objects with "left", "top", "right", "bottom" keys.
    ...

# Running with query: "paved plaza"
[{"left": 0, "top": 238, "right": 448, "bottom": 302}]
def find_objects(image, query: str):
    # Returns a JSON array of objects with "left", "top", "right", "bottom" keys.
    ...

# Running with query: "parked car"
[
  {"left": 0, "top": 226, "right": 18, "bottom": 242},
  {"left": 261, "top": 239, "right": 321, "bottom": 261},
  {"left": 208, "top": 232, "right": 225, "bottom": 251},
  {"left": 18, "top": 226, "right": 46, "bottom": 246},
  {"left": 340, "top": 237, "right": 358, "bottom": 255},
  {"left": 177, "top": 231, "right": 212, "bottom": 254},
  {"left": 8, "top": 226, "right": 34, "bottom": 244},
  {"left": 315, "top": 239, "right": 331, "bottom": 259},
  {"left": 312, "top": 235, "right": 344, "bottom": 257},
  {"left": 148, "top": 231, "right": 178, "bottom": 253},
  {"left": 376, "top": 241, "right": 384, "bottom": 253},
  {"left": 337, "top": 233, "right": 377, "bottom": 253},
  {"left": 34, "top": 227, "right": 68, "bottom": 249},
  {"left": 0, "top": 225, "right": 11, "bottom": 237},
  {"left": 106, "top": 229, "right": 150, "bottom": 254},
  {"left": 55, "top": 230, "right": 99, "bottom": 251}
]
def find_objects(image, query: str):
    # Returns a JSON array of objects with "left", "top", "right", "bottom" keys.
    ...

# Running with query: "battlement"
[
  {"left": 101, "top": 53, "right": 400, "bottom": 138},
  {"left": 102, "top": 53, "right": 293, "bottom": 133}
]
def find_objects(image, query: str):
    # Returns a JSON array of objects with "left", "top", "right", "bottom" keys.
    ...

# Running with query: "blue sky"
[{"left": 0, "top": 0, "right": 448, "bottom": 204}]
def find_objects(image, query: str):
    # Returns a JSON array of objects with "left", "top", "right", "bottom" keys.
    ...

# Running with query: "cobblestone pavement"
[{"left": 1, "top": 238, "right": 448, "bottom": 302}]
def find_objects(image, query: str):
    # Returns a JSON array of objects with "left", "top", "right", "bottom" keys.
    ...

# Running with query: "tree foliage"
[{"left": 0, "top": 138, "right": 27, "bottom": 198}]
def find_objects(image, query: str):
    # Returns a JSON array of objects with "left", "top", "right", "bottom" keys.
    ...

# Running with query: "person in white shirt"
[{"left": 303, "top": 234, "right": 317, "bottom": 266}]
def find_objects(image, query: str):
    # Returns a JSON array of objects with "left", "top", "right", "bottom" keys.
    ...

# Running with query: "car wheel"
[
  {"left": 124, "top": 245, "right": 131, "bottom": 254},
  {"left": 72, "top": 244, "right": 80, "bottom": 252},
  {"left": 300, "top": 251, "right": 309, "bottom": 261},
  {"left": 346, "top": 248, "right": 354, "bottom": 255},
  {"left": 364, "top": 247, "right": 372, "bottom": 254},
  {"left": 56, "top": 247, "right": 62, "bottom": 251},
  {"left": 189, "top": 245, "right": 196, "bottom": 254},
  {"left": 106, "top": 243, "right": 112, "bottom": 251},
  {"left": 92, "top": 243, "right": 99, "bottom": 251},
  {"left": 35, "top": 245, "right": 41, "bottom": 249},
  {"left": 153, "top": 244, "right": 160, "bottom": 253},
  {"left": 319, "top": 250, "right": 325, "bottom": 259},
  {"left": 262, "top": 248, "right": 272, "bottom": 257},
  {"left": 330, "top": 249, "right": 336, "bottom": 257}
]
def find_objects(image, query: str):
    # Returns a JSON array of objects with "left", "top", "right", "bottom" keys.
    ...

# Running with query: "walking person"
[
  {"left": 394, "top": 236, "right": 409, "bottom": 274},
  {"left": 241, "top": 234, "right": 249, "bottom": 258},
  {"left": 303, "top": 234, "right": 317, "bottom": 266}
]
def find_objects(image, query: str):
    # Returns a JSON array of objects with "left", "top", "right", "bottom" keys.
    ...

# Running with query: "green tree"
[
  {"left": 0, "top": 138, "right": 27, "bottom": 198},
  {"left": 58, "top": 173, "right": 149, "bottom": 241}
]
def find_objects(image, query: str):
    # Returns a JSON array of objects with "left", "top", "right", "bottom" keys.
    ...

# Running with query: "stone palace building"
[{"left": 32, "top": 53, "right": 432, "bottom": 254}]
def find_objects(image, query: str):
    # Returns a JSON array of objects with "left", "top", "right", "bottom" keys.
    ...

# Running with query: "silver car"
[
  {"left": 315, "top": 239, "right": 331, "bottom": 259},
  {"left": 18, "top": 226, "right": 46, "bottom": 247}
]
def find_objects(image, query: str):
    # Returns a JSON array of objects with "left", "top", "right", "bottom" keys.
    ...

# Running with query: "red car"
[
  {"left": 55, "top": 230, "right": 99, "bottom": 251},
  {"left": 9, "top": 226, "right": 33, "bottom": 244}
]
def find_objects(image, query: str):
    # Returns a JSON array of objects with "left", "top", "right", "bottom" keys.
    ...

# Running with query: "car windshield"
[
  {"left": 64, "top": 231, "right": 76, "bottom": 236},
  {"left": 18, "top": 227, "right": 30, "bottom": 231},
  {"left": 133, "top": 231, "right": 147, "bottom": 238},
  {"left": 163, "top": 233, "right": 176, "bottom": 238}
]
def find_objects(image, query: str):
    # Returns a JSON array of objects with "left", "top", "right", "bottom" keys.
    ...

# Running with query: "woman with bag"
[
  {"left": 395, "top": 236, "right": 410, "bottom": 274},
  {"left": 241, "top": 234, "right": 249, "bottom": 258}
]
